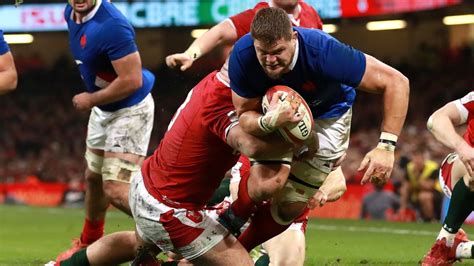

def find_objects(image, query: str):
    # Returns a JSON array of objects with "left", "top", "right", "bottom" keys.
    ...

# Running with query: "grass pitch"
[{"left": 1, "top": 204, "right": 473, "bottom": 265}]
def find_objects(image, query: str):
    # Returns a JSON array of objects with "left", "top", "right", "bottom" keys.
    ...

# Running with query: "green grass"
[{"left": 1, "top": 204, "right": 473, "bottom": 265}]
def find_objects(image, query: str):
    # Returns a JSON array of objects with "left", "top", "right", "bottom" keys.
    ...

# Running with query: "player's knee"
[
  {"left": 101, "top": 157, "right": 140, "bottom": 183},
  {"left": 84, "top": 150, "right": 104, "bottom": 183},
  {"left": 102, "top": 180, "right": 128, "bottom": 202}
]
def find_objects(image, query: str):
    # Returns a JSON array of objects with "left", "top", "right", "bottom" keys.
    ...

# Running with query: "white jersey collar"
[
  {"left": 71, "top": 0, "right": 103, "bottom": 24},
  {"left": 289, "top": 39, "right": 299, "bottom": 71}
]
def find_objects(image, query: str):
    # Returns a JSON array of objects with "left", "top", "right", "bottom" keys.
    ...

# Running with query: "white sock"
[
  {"left": 456, "top": 241, "right": 474, "bottom": 259},
  {"left": 437, "top": 228, "right": 456, "bottom": 247}
]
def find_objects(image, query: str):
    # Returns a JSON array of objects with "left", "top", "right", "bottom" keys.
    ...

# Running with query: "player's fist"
[
  {"left": 72, "top": 92, "right": 94, "bottom": 112},
  {"left": 358, "top": 147, "right": 394, "bottom": 185},
  {"left": 165, "top": 53, "right": 193, "bottom": 71}
]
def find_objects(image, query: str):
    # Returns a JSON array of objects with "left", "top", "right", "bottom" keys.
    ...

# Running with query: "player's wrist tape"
[
  {"left": 258, "top": 115, "right": 274, "bottom": 133},
  {"left": 380, "top": 132, "right": 398, "bottom": 143},
  {"left": 184, "top": 46, "right": 202, "bottom": 60},
  {"left": 378, "top": 132, "right": 397, "bottom": 152}
]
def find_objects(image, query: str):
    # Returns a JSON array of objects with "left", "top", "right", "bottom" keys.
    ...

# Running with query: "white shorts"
[
  {"left": 86, "top": 94, "right": 154, "bottom": 156},
  {"left": 129, "top": 172, "right": 228, "bottom": 261},
  {"left": 314, "top": 108, "right": 352, "bottom": 160}
]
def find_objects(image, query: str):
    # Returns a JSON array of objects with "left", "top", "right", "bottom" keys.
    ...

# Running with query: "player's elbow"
[
  {"left": 131, "top": 76, "right": 143, "bottom": 90},
  {"left": 0, "top": 70, "right": 18, "bottom": 94}
]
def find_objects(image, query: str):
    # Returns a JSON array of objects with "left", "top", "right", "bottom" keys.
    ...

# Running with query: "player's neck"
[{"left": 73, "top": 11, "right": 92, "bottom": 23}]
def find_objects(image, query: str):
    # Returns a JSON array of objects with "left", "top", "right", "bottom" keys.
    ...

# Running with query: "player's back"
[{"left": 142, "top": 72, "right": 239, "bottom": 209}]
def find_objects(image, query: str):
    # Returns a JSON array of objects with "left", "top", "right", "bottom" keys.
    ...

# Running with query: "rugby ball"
[{"left": 261, "top": 85, "right": 313, "bottom": 144}]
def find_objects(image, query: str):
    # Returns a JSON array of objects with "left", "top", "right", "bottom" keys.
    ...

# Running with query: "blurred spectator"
[
  {"left": 399, "top": 146, "right": 443, "bottom": 222},
  {"left": 360, "top": 183, "right": 400, "bottom": 220}
]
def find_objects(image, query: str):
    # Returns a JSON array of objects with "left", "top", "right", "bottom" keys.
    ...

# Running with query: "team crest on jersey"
[{"left": 80, "top": 34, "right": 87, "bottom": 49}]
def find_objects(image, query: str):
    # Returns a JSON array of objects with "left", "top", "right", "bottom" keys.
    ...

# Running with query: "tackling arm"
[
  {"left": 0, "top": 51, "right": 17, "bottom": 95},
  {"left": 166, "top": 20, "right": 238, "bottom": 71},
  {"left": 232, "top": 90, "right": 302, "bottom": 136}
]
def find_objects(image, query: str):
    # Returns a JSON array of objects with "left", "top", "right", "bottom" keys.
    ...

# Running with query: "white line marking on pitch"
[{"left": 309, "top": 224, "right": 437, "bottom": 236}]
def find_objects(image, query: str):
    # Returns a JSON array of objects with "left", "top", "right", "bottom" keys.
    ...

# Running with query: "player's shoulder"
[
  {"left": 64, "top": 4, "right": 73, "bottom": 20},
  {"left": 295, "top": 27, "right": 334, "bottom": 49},
  {"left": 233, "top": 34, "right": 255, "bottom": 56},
  {"left": 99, "top": 1, "right": 131, "bottom": 26}
]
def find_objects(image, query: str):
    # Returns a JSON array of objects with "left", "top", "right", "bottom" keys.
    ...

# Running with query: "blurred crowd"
[{"left": 0, "top": 42, "right": 472, "bottom": 219}]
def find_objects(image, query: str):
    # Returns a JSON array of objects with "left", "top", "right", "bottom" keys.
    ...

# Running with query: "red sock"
[
  {"left": 229, "top": 172, "right": 259, "bottom": 221},
  {"left": 80, "top": 218, "right": 104, "bottom": 245},
  {"left": 237, "top": 202, "right": 291, "bottom": 251}
]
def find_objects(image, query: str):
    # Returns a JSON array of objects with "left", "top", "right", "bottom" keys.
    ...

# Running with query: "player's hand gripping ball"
[{"left": 262, "top": 85, "right": 314, "bottom": 144}]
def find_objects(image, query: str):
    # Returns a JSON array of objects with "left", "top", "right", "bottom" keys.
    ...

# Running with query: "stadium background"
[{"left": 0, "top": 0, "right": 473, "bottom": 264}]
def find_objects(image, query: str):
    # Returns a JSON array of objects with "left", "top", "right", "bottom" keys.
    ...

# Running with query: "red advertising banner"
[
  {"left": 341, "top": 0, "right": 462, "bottom": 18},
  {"left": 0, "top": 182, "right": 67, "bottom": 206}
]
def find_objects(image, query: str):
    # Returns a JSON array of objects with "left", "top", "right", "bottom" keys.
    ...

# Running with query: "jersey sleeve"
[
  {"left": 228, "top": 47, "right": 259, "bottom": 98},
  {"left": 101, "top": 20, "right": 138, "bottom": 61},
  {"left": 229, "top": 8, "right": 257, "bottom": 40},
  {"left": 230, "top": 156, "right": 250, "bottom": 184},
  {"left": 0, "top": 30, "right": 10, "bottom": 55},
  {"left": 454, "top": 91, "right": 474, "bottom": 124},
  {"left": 316, "top": 34, "right": 366, "bottom": 87}
]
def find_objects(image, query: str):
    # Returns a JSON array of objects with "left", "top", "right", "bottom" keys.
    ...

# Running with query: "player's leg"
[
  {"left": 423, "top": 153, "right": 473, "bottom": 264},
  {"left": 101, "top": 151, "right": 143, "bottom": 215},
  {"left": 56, "top": 108, "right": 111, "bottom": 261},
  {"left": 130, "top": 169, "right": 253, "bottom": 266},
  {"left": 101, "top": 94, "right": 154, "bottom": 215}
]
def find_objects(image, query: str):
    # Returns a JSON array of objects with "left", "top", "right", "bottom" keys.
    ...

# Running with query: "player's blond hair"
[{"left": 251, "top": 7, "right": 293, "bottom": 45}]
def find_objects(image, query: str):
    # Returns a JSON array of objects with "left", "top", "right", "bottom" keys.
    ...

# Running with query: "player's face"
[
  {"left": 254, "top": 32, "right": 297, "bottom": 80},
  {"left": 69, "top": 0, "right": 96, "bottom": 14}
]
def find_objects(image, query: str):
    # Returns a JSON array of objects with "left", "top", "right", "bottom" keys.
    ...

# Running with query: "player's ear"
[{"left": 291, "top": 30, "right": 298, "bottom": 41}]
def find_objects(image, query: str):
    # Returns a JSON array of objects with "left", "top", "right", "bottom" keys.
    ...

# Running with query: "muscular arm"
[
  {"left": 89, "top": 52, "right": 143, "bottom": 106},
  {"left": 166, "top": 20, "right": 237, "bottom": 70},
  {"left": 0, "top": 51, "right": 17, "bottom": 95},
  {"left": 358, "top": 54, "right": 410, "bottom": 135}
]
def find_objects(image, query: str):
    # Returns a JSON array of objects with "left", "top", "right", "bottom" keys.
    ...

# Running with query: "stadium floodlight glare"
[
  {"left": 366, "top": 20, "right": 407, "bottom": 31},
  {"left": 191, "top": 29, "right": 209, "bottom": 39},
  {"left": 4, "top": 34, "right": 34, "bottom": 44},
  {"left": 443, "top": 14, "right": 474, "bottom": 25},
  {"left": 322, "top": 24, "right": 338, "bottom": 33}
]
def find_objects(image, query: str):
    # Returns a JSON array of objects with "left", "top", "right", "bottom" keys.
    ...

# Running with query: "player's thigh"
[
  {"left": 104, "top": 94, "right": 154, "bottom": 157},
  {"left": 263, "top": 228, "right": 305, "bottom": 266},
  {"left": 190, "top": 234, "right": 253, "bottom": 266},
  {"left": 129, "top": 172, "right": 233, "bottom": 262}
]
